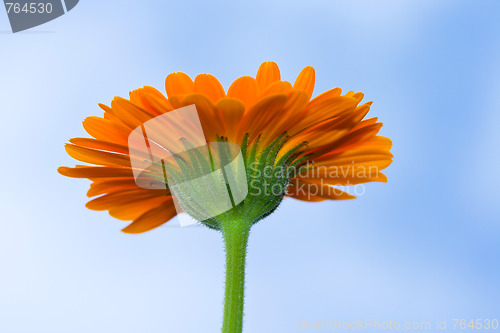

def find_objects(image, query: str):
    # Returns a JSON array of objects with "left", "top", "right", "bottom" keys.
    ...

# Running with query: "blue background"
[{"left": 1, "top": 0, "right": 499, "bottom": 332}]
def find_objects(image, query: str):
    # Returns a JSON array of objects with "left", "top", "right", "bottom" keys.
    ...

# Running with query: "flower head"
[{"left": 59, "top": 61, "right": 392, "bottom": 233}]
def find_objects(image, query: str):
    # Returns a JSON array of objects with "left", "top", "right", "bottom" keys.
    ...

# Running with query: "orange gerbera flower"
[
  {"left": 58, "top": 61, "right": 392, "bottom": 233},
  {"left": 59, "top": 61, "right": 393, "bottom": 333}
]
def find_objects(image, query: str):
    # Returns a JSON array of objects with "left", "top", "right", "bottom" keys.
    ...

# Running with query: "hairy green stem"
[{"left": 221, "top": 220, "right": 251, "bottom": 333}]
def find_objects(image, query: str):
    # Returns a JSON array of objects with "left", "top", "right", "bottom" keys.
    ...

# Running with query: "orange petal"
[
  {"left": 165, "top": 95, "right": 184, "bottom": 109},
  {"left": 65, "top": 144, "right": 131, "bottom": 167},
  {"left": 259, "top": 90, "right": 310, "bottom": 146},
  {"left": 307, "top": 87, "right": 342, "bottom": 108},
  {"left": 312, "top": 149, "right": 393, "bottom": 167},
  {"left": 82, "top": 116, "right": 131, "bottom": 146},
  {"left": 69, "top": 138, "right": 129, "bottom": 155},
  {"left": 344, "top": 91, "right": 364, "bottom": 102},
  {"left": 236, "top": 93, "right": 288, "bottom": 142},
  {"left": 290, "top": 96, "right": 360, "bottom": 135},
  {"left": 129, "top": 86, "right": 173, "bottom": 116},
  {"left": 260, "top": 80, "right": 292, "bottom": 98},
  {"left": 351, "top": 116, "right": 378, "bottom": 131},
  {"left": 256, "top": 61, "right": 280, "bottom": 90},
  {"left": 110, "top": 97, "right": 154, "bottom": 130},
  {"left": 182, "top": 93, "right": 225, "bottom": 141},
  {"left": 141, "top": 90, "right": 175, "bottom": 115},
  {"left": 194, "top": 74, "right": 226, "bottom": 103},
  {"left": 282, "top": 103, "right": 370, "bottom": 157},
  {"left": 109, "top": 196, "right": 171, "bottom": 221},
  {"left": 86, "top": 188, "right": 168, "bottom": 210},
  {"left": 358, "top": 136, "right": 393, "bottom": 151},
  {"left": 217, "top": 98, "right": 245, "bottom": 140},
  {"left": 227, "top": 76, "right": 259, "bottom": 109},
  {"left": 98, "top": 103, "right": 119, "bottom": 123},
  {"left": 87, "top": 178, "right": 148, "bottom": 197},
  {"left": 293, "top": 66, "right": 315, "bottom": 99},
  {"left": 165, "top": 72, "right": 194, "bottom": 98},
  {"left": 122, "top": 201, "right": 177, "bottom": 234},
  {"left": 58, "top": 166, "right": 135, "bottom": 179},
  {"left": 318, "top": 123, "right": 384, "bottom": 156}
]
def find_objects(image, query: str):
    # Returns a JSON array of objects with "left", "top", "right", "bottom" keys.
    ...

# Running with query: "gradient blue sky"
[{"left": 1, "top": 1, "right": 499, "bottom": 332}]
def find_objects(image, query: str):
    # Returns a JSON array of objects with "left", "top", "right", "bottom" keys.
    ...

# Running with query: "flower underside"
[
  {"left": 58, "top": 61, "right": 393, "bottom": 233},
  {"left": 162, "top": 133, "right": 308, "bottom": 230}
]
